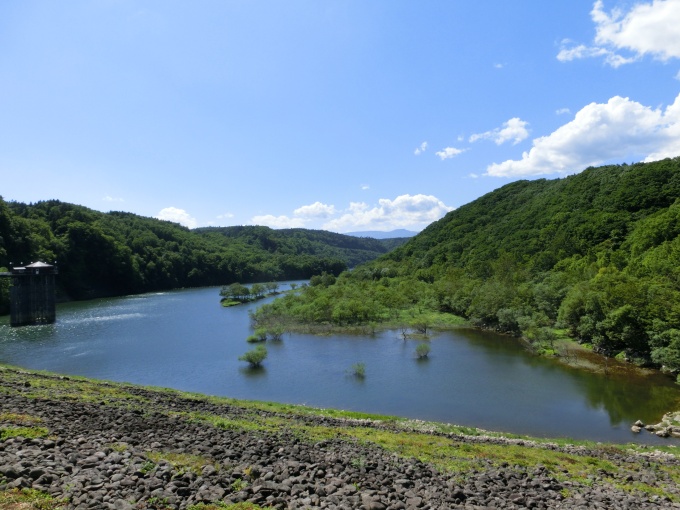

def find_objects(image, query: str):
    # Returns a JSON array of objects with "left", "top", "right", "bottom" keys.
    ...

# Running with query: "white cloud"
[
  {"left": 103, "top": 195, "right": 124, "bottom": 202},
  {"left": 156, "top": 207, "right": 198, "bottom": 228},
  {"left": 293, "top": 201, "right": 336, "bottom": 218},
  {"left": 494, "top": 62, "right": 505, "bottom": 69},
  {"left": 556, "top": 108, "right": 571, "bottom": 115},
  {"left": 250, "top": 214, "right": 306, "bottom": 229},
  {"left": 250, "top": 201, "right": 335, "bottom": 228},
  {"left": 217, "top": 212, "right": 234, "bottom": 220},
  {"left": 675, "top": 69, "right": 680, "bottom": 80},
  {"left": 486, "top": 93, "right": 680, "bottom": 177},
  {"left": 323, "top": 194, "right": 454, "bottom": 232},
  {"left": 414, "top": 141, "right": 428, "bottom": 155},
  {"left": 360, "top": 184, "right": 370, "bottom": 190},
  {"left": 558, "top": 0, "right": 680, "bottom": 66},
  {"left": 435, "top": 147, "right": 465, "bottom": 160},
  {"left": 469, "top": 118, "right": 530, "bottom": 145}
]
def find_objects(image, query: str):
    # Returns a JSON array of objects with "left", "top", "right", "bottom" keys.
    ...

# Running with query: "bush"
[
  {"left": 238, "top": 345, "right": 268, "bottom": 368},
  {"left": 350, "top": 362, "right": 365, "bottom": 378},
  {"left": 267, "top": 326, "right": 286, "bottom": 341},
  {"left": 415, "top": 343, "right": 431, "bottom": 359}
]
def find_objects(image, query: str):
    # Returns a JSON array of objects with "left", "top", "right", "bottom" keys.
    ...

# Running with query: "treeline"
[
  {"left": 253, "top": 158, "right": 680, "bottom": 374},
  {"left": 0, "top": 198, "right": 406, "bottom": 313}
]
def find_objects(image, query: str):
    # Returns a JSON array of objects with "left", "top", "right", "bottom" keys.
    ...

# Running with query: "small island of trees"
[{"left": 220, "top": 282, "right": 280, "bottom": 307}]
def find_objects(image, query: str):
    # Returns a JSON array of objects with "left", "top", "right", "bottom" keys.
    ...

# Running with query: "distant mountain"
[{"left": 345, "top": 229, "right": 418, "bottom": 239}]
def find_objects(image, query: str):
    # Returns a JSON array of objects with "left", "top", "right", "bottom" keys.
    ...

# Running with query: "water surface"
[{"left": 0, "top": 285, "right": 678, "bottom": 444}]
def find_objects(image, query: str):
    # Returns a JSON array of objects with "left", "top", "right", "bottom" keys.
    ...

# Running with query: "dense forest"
[
  {"left": 0, "top": 198, "right": 406, "bottom": 313},
  {"left": 253, "top": 158, "right": 680, "bottom": 375}
]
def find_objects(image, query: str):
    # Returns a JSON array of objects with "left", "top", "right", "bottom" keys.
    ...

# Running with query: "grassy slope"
[{"left": 2, "top": 363, "right": 680, "bottom": 508}]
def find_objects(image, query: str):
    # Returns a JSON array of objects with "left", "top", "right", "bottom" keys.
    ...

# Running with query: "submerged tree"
[
  {"left": 415, "top": 343, "right": 431, "bottom": 359},
  {"left": 349, "top": 362, "right": 366, "bottom": 378},
  {"left": 238, "top": 345, "right": 268, "bottom": 368}
]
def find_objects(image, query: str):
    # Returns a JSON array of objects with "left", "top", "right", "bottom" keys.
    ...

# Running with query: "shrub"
[
  {"left": 350, "top": 362, "right": 365, "bottom": 378},
  {"left": 238, "top": 345, "right": 268, "bottom": 368},
  {"left": 267, "top": 326, "right": 286, "bottom": 341},
  {"left": 415, "top": 343, "right": 431, "bottom": 359}
]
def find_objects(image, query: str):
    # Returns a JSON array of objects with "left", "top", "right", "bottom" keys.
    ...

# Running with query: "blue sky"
[{"left": 2, "top": 1, "right": 680, "bottom": 233}]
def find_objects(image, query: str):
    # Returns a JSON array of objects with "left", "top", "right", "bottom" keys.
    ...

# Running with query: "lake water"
[{"left": 1, "top": 284, "right": 679, "bottom": 445}]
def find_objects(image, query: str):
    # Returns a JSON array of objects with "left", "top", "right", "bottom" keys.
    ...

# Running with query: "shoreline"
[{"left": 2, "top": 364, "right": 680, "bottom": 509}]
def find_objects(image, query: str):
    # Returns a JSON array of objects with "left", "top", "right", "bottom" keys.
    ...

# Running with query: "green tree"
[
  {"left": 238, "top": 345, "right": 268, "bottom": 368},
  {"left": 415, "top": 343, "right": 431, "bottom": 359}
]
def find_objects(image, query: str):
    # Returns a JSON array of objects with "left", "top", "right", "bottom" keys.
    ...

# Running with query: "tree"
[
  {"left": 415, "top": 343, "right": 431, "bottom": 359},
  {"left": 238, "top": 345, "right": 268, "bottom": 368},
  {"left": 349, "top": 362, "right": 365, "bottom": 378},
  {"left": 250, "top": 283, "right": 265, "bottom": 299}
]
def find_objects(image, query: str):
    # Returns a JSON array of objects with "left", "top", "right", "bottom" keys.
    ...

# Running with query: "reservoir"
[{"left": 1, "top": 284, "right": 678, "bottom": 445}]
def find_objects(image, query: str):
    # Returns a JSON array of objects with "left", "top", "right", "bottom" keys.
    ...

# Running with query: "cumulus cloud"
[
  {"left": 250, "top": 214, "right": 306, "bottom": 229},
  {"left": 323, "top": 194, "right": 454, "bottom": 232},
  {"left": 558, "top": 0, "right": 680, "bottom": 67},
  {"left": 156, "top": 207, "right": 198, "bottom": 228},
  {"left": 556, "top": 108, "right": 571, "bottom": 115},
  {"left": 486, "top": 93, "right": 680, "bottom": 177},
  {"left": 469, "top": 118, "right": 530, "bottom": 145},
  {"left": 414, "top": 141, "right": 428, "bottom": 155},
  {"left": 250, "top": 201, "right": 335, "bottom": 228},
  {"left": 293, "top": 201, "right": 336, "bottom": 218},
  {"left": 103, "top": 196, "right": 124, "bottom": 202},
  {"left": 361, "top": 184, "right": 370, "bottom": 190},
  {"left": 435, "top": 147, "right": 465, "bottom": 160}
]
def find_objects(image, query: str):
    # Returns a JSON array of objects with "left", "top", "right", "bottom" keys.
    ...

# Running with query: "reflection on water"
[{"left": 0, "top": 285, "right": 679, "bottom": 444}]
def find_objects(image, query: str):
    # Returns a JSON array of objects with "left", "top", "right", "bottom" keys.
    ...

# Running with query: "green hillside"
[
  {"left": 0, "top": 199, "right": 404, "bottom": 312},
  {"left": 253, "top": 158, "right": 680, "bottom": 374}
]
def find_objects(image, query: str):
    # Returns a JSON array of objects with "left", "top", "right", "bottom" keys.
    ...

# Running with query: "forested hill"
[
  {"left": 384, "top": 157, "right": 680, "bottom": 275},
  {"left": 0, "top": 198, "right": 405, "bottom": 311},
  {"left": 254, "top": 158, "right": 680, "bottom": 373},
  {"left": 193, "top": 226, "right": 405, "bottom": 268}
]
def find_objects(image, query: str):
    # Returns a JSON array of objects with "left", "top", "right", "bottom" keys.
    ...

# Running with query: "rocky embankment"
[
  {"left": 633, "top": 413, "right": 680, "bottom": 438},
  {"left": 1, "top": 367, "right": 680, "bottom": 510}
]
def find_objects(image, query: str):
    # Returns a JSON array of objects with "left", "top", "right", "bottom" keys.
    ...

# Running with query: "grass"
[
  {"left": 0, "top": 412, "right": 49, "bottom": 440},
  {"left": 0, "top": 488, "right": 68, "bottom": 509},
  {"left": 2, "top": 363, "right": 680, "bottom": 502},
  {"left": 0, "top": 412, "right": 44, "bottom": 426},
  {"left": 146, "top": 451, "right": 219, "bottom": 475},
  {"left": 0, "top": 426, "right": 49, "bottom": 441},
  {"left": 0, "top": 367, "right": 148, "bottom": 407},
  {"left": 188, "top": 504, "right": 272, "bottom": 510}
]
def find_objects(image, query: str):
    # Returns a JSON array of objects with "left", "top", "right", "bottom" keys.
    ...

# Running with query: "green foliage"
[
  {"left": 349, "top": 362, "right": 365, "bottom": 378},
  {"left": 415, "top": 342, "right": 431, "bottom": 359},
  {"left": 254, "top": 158, "right": 680, "bottom": 370},
  {"left": 0, "top": 425, "right": 49, "bottom": 440},
  {"left": 231, "top": 478, "right": 249, "bottom": 492},
  {"left": 238, "top": 345, "right": 268, "bottom": 368},
  {"left": 0, "top": 488, "right": 68, "bottom": 510},
  {"left": 0, "top": 197, "right": 405, "bottom": 307},
  {"left": 266, "top": 325, "right": 286, "bottom": 341}
]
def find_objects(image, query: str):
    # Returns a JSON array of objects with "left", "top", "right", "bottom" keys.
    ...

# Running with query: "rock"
[
  {"left": 634, "top": 420, "right": 645, "bottom": 427},
  {"left": 1, "top": 366, "right": 678, "bottom": 510},
  {"left": 631, "top": 425, "right": 642, "bottom": 433}
]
